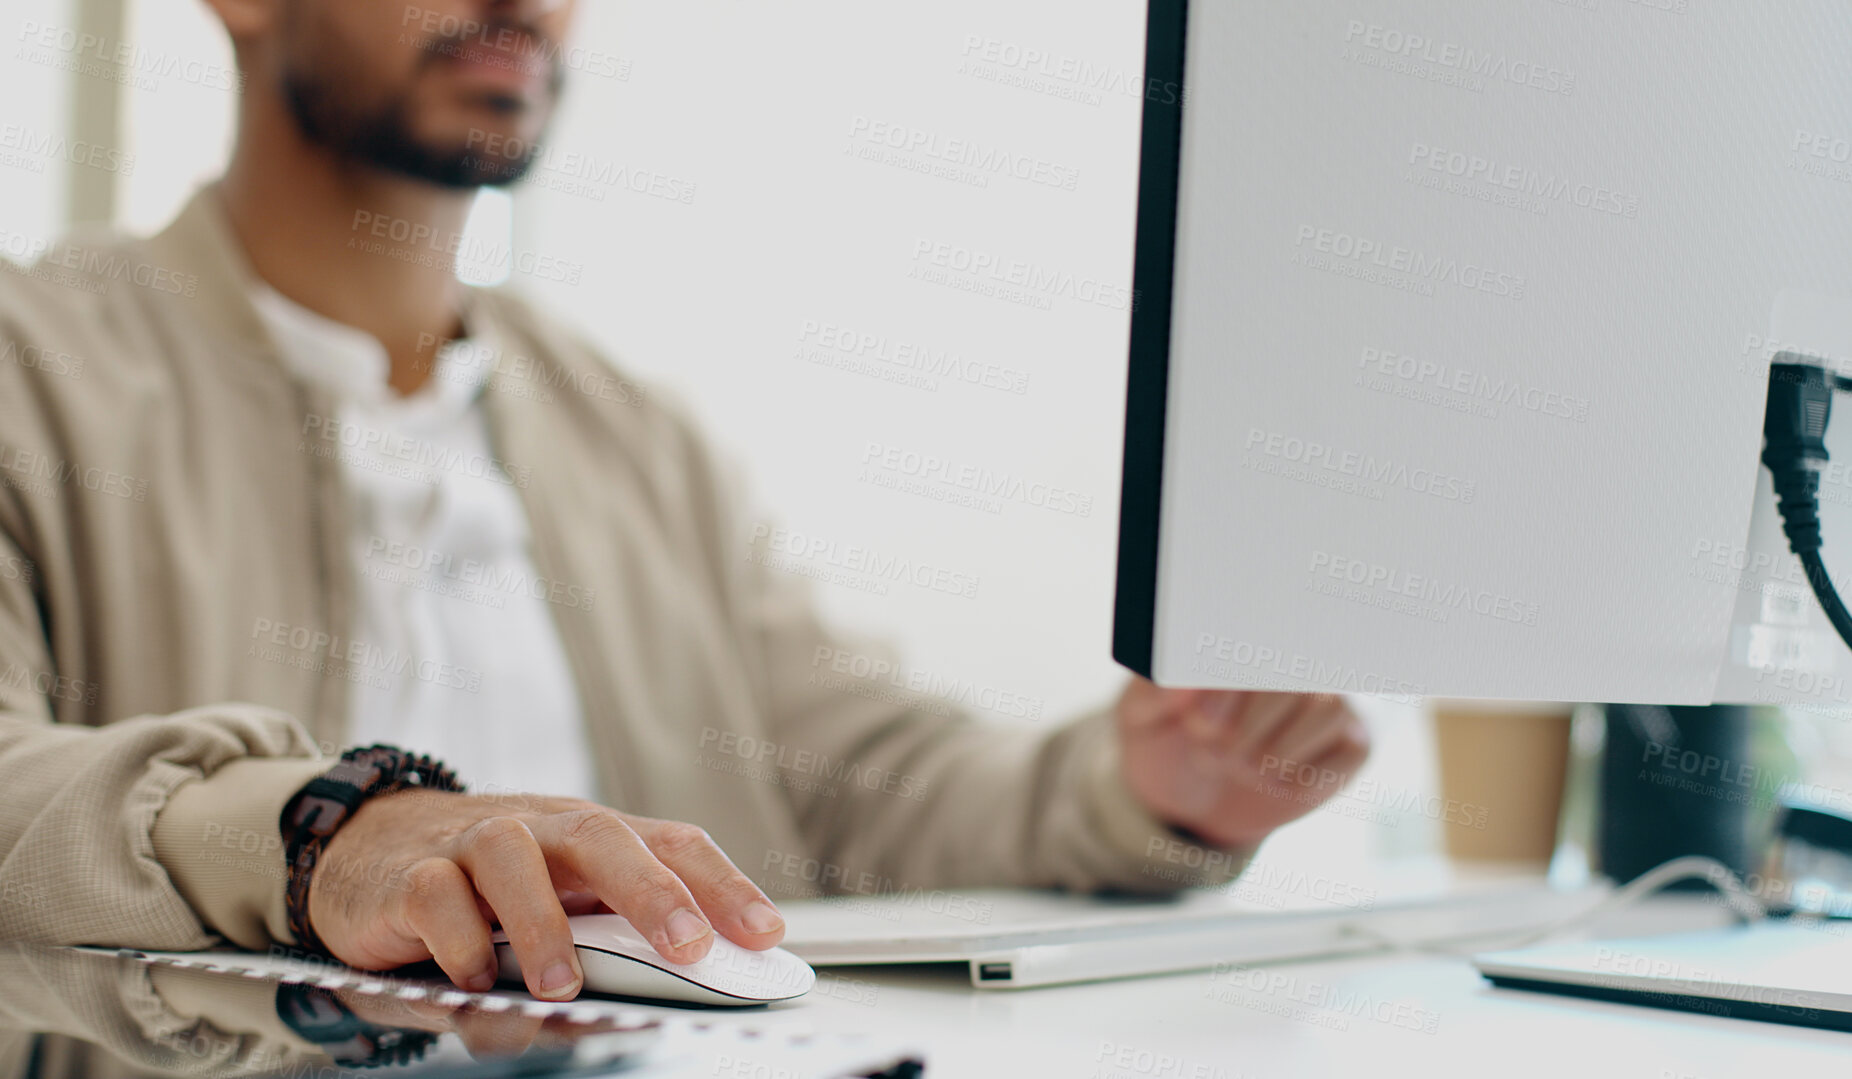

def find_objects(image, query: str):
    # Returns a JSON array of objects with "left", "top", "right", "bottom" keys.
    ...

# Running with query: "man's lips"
[{"left": 438, "top": 37, "right": 550, "bottom": 96}]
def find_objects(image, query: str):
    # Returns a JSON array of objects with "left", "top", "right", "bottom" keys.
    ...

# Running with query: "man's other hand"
[
  {"left": 1116, "top": 680, "right": 1372, "bottom": 851},
  {"left": 309, "top": 792, "right": 787, "bottom": 1000}
]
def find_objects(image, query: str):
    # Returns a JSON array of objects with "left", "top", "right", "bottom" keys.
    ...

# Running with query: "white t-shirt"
[{"left": 251, "top": 285, "right": 599, "bottom": 802}]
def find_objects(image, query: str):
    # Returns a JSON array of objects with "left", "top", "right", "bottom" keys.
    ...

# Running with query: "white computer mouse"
[{"left": 492, "top": 913, "right": 815, "bottom": 1006}]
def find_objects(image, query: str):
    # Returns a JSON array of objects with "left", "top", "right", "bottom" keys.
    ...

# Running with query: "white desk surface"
[
  {"left": 582, "top": 894, "right": 1848, "bottom": 1078},
  {"left": 122, "top": 892, "right": 1849, "bottom": 1078}
]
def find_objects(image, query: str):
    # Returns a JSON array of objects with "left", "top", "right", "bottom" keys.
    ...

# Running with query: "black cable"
[
  {"left": 1799, "top": 549, "right": 1852, "bottom": 651},
  {"left": 1762, "top": 356, "right": 1852, "bottom": 652}
]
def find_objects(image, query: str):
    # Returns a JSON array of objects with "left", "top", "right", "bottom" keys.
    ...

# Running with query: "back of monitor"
[{"left": 1115, "top": 0, "right": 1852, "bottom": 703}]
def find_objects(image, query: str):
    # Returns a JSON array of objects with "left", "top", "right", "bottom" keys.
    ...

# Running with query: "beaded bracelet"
[{"left": 280, "top": 744, "right": 465, "bottom": 954}]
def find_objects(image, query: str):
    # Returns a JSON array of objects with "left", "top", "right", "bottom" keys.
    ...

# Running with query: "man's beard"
[{"left": 281, "top": 20, "right": 563, "bottom": 190}]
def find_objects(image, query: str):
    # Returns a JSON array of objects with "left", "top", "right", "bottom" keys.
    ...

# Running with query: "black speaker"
[{"left": 1598, "top": 704, "right": 1758, "bottom": 887}]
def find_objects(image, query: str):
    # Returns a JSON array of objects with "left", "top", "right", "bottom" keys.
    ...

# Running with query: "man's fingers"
[
  {"left": 335, "top": 987, "right": 456, "bottom": 1033},
  {"left": 528, "top": 809, "right": 717, "bottom": 965},
  {"left": 630, "top": 817, "right": 786, "bottom": 949},
  {"left": 1312, "top": 715, "right": 1372, "bottom": 779},
  {"left": 1263, "top": 696, "right": 1357, "bottom": 775},
  {"left": 558, "top": 890, "right": 609, "bottom": 916},
  {"left": 1118, "top": 679, "right": 1191, "bottom": 729},
  {"left": 1227, "top": 693, "right": 1305, "bottom": 762},
  {"left": 398, "top": 857, "right": 499, "bottom": 993},
  {"left": 450, "top": 817, "right": 582, "bottom": 1000},
  {"left": 452, "top": 1009, "right": 545, "bottom": 1062}
]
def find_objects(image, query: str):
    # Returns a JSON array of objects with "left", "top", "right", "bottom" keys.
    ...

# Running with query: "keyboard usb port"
[{"left": 976, "top": 962, "right": 1013, "bottom": 983}]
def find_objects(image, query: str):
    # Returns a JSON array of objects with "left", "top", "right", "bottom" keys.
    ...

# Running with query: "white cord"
[{"left": 1334, "top": 855, "right": 1764, "bottom": 958}]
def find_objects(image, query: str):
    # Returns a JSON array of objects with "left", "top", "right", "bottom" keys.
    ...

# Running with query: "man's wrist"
[
  {"left": 1157, "top": 814, "right": 1272, "bottom": 854},
  {"left": 281, "top": 745, "right": 465, "bottom": 955},
  {"left": 152, "top": 757, "right": 334, "bottom": 949},
  {"left": 1161, "top": 819, "right": 1228, "bottom": 851},
  {"left": 1083, "top": 732, "right": 1253, "bottom": 885}
]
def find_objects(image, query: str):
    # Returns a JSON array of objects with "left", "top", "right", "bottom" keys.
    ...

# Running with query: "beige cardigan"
[{"left": 0, "top": 186, "right": 1243, "bottom": 955}]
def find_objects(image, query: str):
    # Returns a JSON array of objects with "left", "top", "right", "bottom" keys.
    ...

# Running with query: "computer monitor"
[{"left": 1113, "top": 0, "right": 1852, "bottom": 705}]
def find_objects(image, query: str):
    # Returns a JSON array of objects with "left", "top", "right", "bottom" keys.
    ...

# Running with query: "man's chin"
[
  {"left": 283, "top": 66, "right": 548, "bottom": 190},
  {"left": 391, "top": 125, "right": 544, "bottom": 187},
  {"left": 422, "top": 109, "right": 550, "bottom": 168},
  {"left": 356, "top": 146, "right": 532, "bottom": 191}
]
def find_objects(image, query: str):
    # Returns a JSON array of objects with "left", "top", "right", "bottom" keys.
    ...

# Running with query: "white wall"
[
  {"left": 513, "top": 0, "right": 1437, "bottom": 860},
  {"left": 516, "top": 0, "right": 1149, "bottom": 721},
  {"left": 1, "top": 2, "right": 75, "bottom": 238},
  {"left": 117, "top": 0, "right": 237, "bottom": 234}
]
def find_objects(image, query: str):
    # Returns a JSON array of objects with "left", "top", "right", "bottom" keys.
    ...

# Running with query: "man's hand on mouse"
[
  {"left": 1115, "top": 680, "right": 1371, "bottom": 851},
  {"left": 308, "top": 791, "right": 787, "bottom": 1001}
]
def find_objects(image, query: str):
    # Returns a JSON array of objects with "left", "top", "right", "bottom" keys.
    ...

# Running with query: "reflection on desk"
[
  {"left": 0, "top": 943, "right": 660, "bottom": 1078},
  {"left": 0, "top": 944, "right": 923, "bottom": 1079}
]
